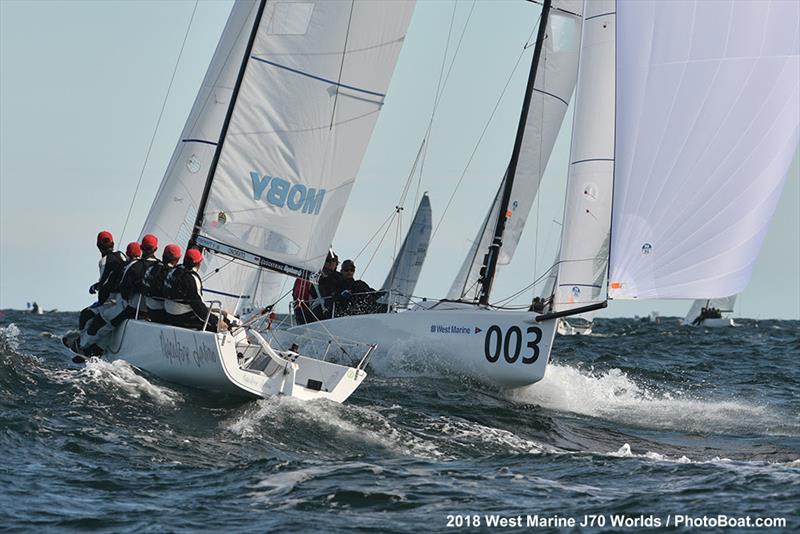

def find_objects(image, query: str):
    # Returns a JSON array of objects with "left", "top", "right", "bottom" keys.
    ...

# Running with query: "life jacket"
[
  {"left": 120, "top": 255, "right": 158, "bottom": 300},
  {"left": 142, "top": 262, "right": 169, "bottom": 297},
  {"left": 163, "top": 265, "right": 202, "bottom": 316},
  {"left": 98, "top": 250, "right": 128, "bottom": 303}
]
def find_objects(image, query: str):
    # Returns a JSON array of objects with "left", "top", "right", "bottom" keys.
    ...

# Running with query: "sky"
[{"left": 1, "top": 0, "right": 798, "bottom": 319}]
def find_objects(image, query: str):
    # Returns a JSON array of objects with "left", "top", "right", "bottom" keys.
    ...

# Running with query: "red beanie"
[
  {"left": 126, "top": 242, "right": 142, "bottom": 258},
  {"left": 184, "top": 248, "right": 203, "bottom": 266},
  {"left": 141, "top": 234, "right": 158, "bottom": 252},
  {"left": 96, "top": 230, "right": 114, "bottom": 248},
  {"left": 163, "top": 244, "right": 182, "bottom": 262}
]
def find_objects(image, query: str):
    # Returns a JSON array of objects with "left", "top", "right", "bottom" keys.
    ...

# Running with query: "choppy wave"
[
  {"left": 0, "top": 312, "right": 798, "bottom": 531},
  {"left": 507, "top": 363, "right": 797, "bottom": 436}
]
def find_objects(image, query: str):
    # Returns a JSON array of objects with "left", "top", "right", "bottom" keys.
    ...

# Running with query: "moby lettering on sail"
[{"left": 250, "top": 172, "right": 325, "bottom": 214}]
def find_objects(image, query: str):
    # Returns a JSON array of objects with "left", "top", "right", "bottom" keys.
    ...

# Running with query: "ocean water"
[{"left": 1, "top": 310, "right": 797, "bottom": 532}]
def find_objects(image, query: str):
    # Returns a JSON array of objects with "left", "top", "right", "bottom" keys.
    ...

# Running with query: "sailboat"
[
  {"left": 292, "top": 0, "right": 798, "bottom": 389},
  {"left": 683, "top": 296, "right": 737, "bottom": 328},
  {"left": 69, "top": 0, "right": 415, "bottom": 401},
  {"left": 288, "top": 0, "right": 584, "bottom": 388},
  {"left": 380, "top": 193, "right": 433, "bottom": 310}
]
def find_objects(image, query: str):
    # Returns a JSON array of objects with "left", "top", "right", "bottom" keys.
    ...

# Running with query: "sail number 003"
[{"left": 483, "top": 325, "right": 542, "bottom": 364}]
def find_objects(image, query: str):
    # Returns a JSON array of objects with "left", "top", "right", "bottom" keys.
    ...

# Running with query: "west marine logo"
[{"left": 251, "top": 172, "right": 325, "bottom": 215}]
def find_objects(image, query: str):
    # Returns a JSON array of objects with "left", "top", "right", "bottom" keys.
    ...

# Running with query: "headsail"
[
  {"left": 381, "top": 193, "right": 432, "bottom": 308},
  {"left": 449, "top": 0, "right": 582, "bottom": 302},
  {"left": 608, "top": 0, "right": 800, "bottom": 300},
  {"left": 552, "top": 0, "right": 615, "bottom": 313}
]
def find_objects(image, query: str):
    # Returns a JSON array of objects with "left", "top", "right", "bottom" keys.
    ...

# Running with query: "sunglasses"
[{"left": 342, "top": 267, "right": 355, "bottom": 272}]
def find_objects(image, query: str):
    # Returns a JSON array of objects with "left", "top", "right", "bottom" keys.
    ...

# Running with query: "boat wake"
[
  {"left": 507, "top": 363, "right": 798, "bottom": 437},
  {"left": 47, "top": 358, "right": 182, "bottom": 407}
]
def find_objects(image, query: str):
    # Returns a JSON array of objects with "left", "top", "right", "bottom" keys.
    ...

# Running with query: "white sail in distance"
[
  {"left": 196, "top": 0, "right": 415, "bottom": 277},
  {"left": 448, "top": 0, "right": 583, "bottom": 301},
  {"left": 608, "top": 0, "right": 800, "bottom": 300},
  {"left": 552, "top": 0, "right": 615, "bottom": 313},
  {"left": 381, "top": 193, "right": 432, "bottom": 308}
]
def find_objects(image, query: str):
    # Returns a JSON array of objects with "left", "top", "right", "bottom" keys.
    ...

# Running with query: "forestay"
[
  {"left": 608, "top": 0, "right": 800, "bottom": 300},
  {"left": 552, "top": 0, "right": 615, "bottom": 312},
  {"left": 197, "top": 0, "right": 415, "bottom": 277},
  {"left": 448, "top": 0, "right": 583, "bottom": 301},
  {"left": 381, "top": 193, "right": 432, "bottom": 308}
]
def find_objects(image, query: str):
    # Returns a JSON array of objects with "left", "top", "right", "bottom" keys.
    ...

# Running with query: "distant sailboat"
[
  {"left": 683, "top": 296, "right": 737, "bottom": 328},
  {"left": 381, "top": 193, "right": 433, "bottom": 310}
]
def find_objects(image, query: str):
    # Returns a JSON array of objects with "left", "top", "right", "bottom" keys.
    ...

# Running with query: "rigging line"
[
  {"left": 119, "top": 0, "right": 199, "bottom": 243},
  {"left": 353, "top": 209, "right": 398, "bottom": 261},
  {"left": 361, "top": 211, "right": 398, "bottom": 278},
  {"left": 491, "top": 262, "right": 556, "bottom": 307},
  {"left": 329, "top": 0, "right": 356, "bottom": 130},
  {"left": 201, "top": 256, "right": 237, "bottom": 282},
  {"left": 410, "top": 0, "right": 458, "bottom": 207},
  {"left": 430, "top": 14, "right": 542, "bottom": 243},
  {"left": 396, "top": 138, "right": 426, "bottom": 210},
  {"left": 414, "top": 0, "right": 478, "bottom": 211},
  {"left": 394, "top": 2, "right": 457, "bottom": 215}
]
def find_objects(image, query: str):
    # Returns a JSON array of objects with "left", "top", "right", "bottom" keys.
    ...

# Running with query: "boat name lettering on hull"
[
  {"left": 160, "top": 330, "right": 217, "bottom": 368},
  {"left": 429, "top": 325, "right": 475, "bottom": 334}
]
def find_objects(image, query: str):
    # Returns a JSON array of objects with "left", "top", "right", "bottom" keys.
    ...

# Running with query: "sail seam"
[
  {"left": 182, "top": 138, "right": 218, "bottom": 146},
  {"left": 533, "top": 87, "right": 569, "bottom": 106},
  {"left": 585, "top": 11, "right": 615, "bottom": 21},
  {"left": 250, "top": 56, "right": 386, "bottom": 98},
  {"left": 570, "top": 157, "right": 614, "bottom": 165}
]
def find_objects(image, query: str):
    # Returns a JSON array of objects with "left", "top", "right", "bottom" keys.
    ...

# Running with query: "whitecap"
[{"left": 506, "top": 363, "right": 796, "bottom": 436}]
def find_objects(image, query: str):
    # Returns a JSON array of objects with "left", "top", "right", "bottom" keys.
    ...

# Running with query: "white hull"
[
  {"left": 695, "top": 318, "right": 735, "bottom": 328},
  {"left": 286, "top": 301, "right": 557, "bottom": 388},
  {"left": 557, "top": 318, "right": 593, "bottom": 336},
  {"left": 95, "top": 320, "right": 366, "bottom": 402}
]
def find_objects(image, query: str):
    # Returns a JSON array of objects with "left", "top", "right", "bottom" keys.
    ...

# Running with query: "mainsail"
[
  {"left": 140, "top": 0, "right": 415, "bottom": 310},
  {"left": 608, "top": 0, "right": 799, "bottom": 300},
  {"left": 448, "top": 0, "right": 583, "bottom": 302},
  {"left": 381, "top": 193, "right": 432, "bottom": 308}
]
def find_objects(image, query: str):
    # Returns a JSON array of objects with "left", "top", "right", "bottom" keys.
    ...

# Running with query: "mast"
[
  {"left": 477, "top": 0, "right": 551, "bottom": 305},
  {"left": 189, "top": 0, "right": 268, "bottom": 251}
]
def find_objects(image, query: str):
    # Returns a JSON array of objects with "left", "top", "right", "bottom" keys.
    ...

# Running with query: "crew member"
[
  {"left": 142, "top": 244, "right": 181, "bottom": 324},
  {"left": 78, "top": 231, "right": 128, "bottom": 355},
  {"left": 163, "top": 248, "right": 221, "bottom": 331},
  {"left": 292, "top": 277, "right": 313, "bottom": 325},
  {"left": 336, "top": 259, "right": 380, "bottom": 316},
  {"left": 117, "top": 234, "right": 159, "bottom": 322},
  {"left": 310, "top": 250, "right": 343, "bottom": 320}
]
